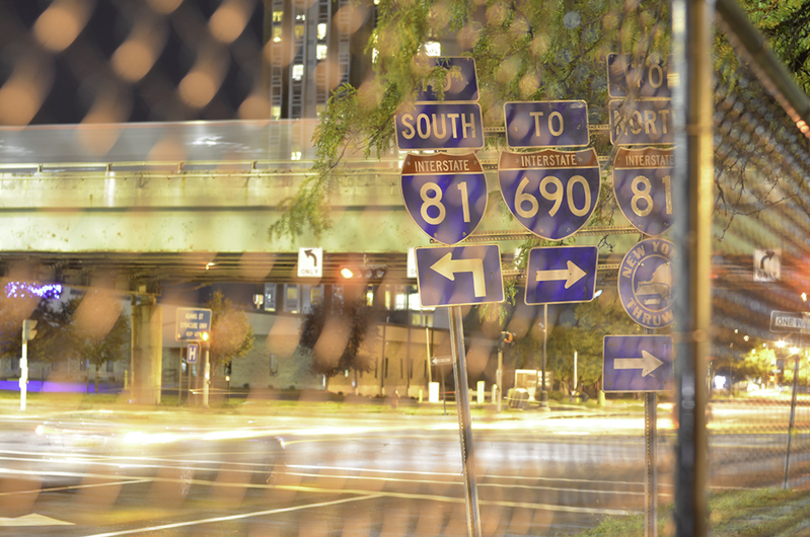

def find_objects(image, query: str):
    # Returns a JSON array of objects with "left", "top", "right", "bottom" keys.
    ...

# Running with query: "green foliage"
[
  {"left": 206, "top": 291, "right": 255, "bottom": 373},
  {"left": 0, "top": 297, "right": 74, "bottom": 364},
  {"left": 736, "top": 346, "right": 777, "bottom": 383}
]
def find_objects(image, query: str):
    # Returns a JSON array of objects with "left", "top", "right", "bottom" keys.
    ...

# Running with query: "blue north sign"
[
  {"left": 524, "top": 246, "right": 598, "bottom": 305},
  {"left": 498, "top": 148, "right": 600, "bottom": 240},
  {"left": 504, "top": 101, "right": 589, "bottom": 148},
  {"left": 401, "top": 153, "right": 487, "bottom": 245},
  {"left": 609, "top": 99, "right": 673, "bottom": 146},
  {"left": 416, "top": 245, "right": 504, "bottom": 307},
  {"left": 603, "top": 335, "right": 673, "bottom": 392},
  {"left": 396, "top": 103, "right": 484, "bottom": 151}
]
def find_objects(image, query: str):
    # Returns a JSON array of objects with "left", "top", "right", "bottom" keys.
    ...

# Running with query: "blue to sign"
[
  {"left": 396, "top": 103, "right": 484, "bottom": 151},
  {"left": 176, "top": 307, "right": 212, "bottom": 341},
  {"left": 187, "top": 343, "right": 199, "bottom": 364},
  {"left": 401, "top": 153, "right": 487, "bottom": 245},
  {"left": 416, "top": 245, "right": 504, "bottom": 307},
  {"left": 603, "top": 335, "right": 673, "bottom": 392},
  {"left": 609, "top": 99, "right": 673, "bottom": 146},
  {"left": 498, "top": 148, "right": 600, "bottom": 240},
  {"left": 415, "top": 57, "right": 479, "bottom": 102},
  {"left": 606, "top": 53, "right": 670, "bottom": 99},
  {"left": 504, "top": 101, "right": 589, "bottom": 148},
  {"left": 525, "top": 246, "right": 598, "bottom": 305},
  {"left": 613, "top": 147, "right": 674, "bottom": 236}
]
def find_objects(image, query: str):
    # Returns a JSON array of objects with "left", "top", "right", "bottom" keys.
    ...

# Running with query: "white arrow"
[
  {"left": 535, "top": 260, "right": 587, "bottom": 289},
  {"left": 431, "top": 253, "right": 486, "bottom": 297},
  {"left": 614, "top": 350, "right": 664, "bottom": 377}
]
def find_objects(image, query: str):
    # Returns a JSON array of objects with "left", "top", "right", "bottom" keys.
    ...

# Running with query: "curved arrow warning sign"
[{"left": 603, "top": 335, "right": 672, "bottom": 392}]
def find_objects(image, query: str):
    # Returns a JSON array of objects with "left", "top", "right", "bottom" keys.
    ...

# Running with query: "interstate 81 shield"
[
  {"left": 613, "top": 147, "right": 674, "bottom": 236},
  {"left": 498, "top": 148, "right": 600, "bottom": 240}
]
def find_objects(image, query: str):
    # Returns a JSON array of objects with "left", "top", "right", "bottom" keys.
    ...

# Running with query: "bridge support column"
[{"left": 130, "top": 296, "right": 163, "bottom": 405}]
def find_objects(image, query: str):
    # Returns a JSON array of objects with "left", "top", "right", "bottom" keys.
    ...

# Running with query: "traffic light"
[
  {"left": 22, "top": 319, "right": 37, "bottom": 341},
  {"left": 498, "top": 331, "right": 514, "bottom": 349}
]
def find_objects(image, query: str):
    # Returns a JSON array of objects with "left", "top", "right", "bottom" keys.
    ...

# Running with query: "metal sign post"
[
  {"left": 645, "top": 391, "right": 658, "bottom": 537},
  {"left": 448, "top": 305, "right": 482, "bottom": 537},
  {"left": 784, "top": 354, "right": 800, "bottom": 489}
]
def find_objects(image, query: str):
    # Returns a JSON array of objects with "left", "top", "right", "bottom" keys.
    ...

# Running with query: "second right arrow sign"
[
  {"left": 525, "top": 245, "right": 598, "bottom": 305},
  {"left": 603, "top": 335, "right": 673, "bottom": 392}
]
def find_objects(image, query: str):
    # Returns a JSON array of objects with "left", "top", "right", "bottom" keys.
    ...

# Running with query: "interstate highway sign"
[
  {"left": 770, "top": 311, "right": 810, "bottom": 333},
  {"left": 498, "top": 148, "right": 600, "bottom": 240},
  {"left": 415, "top": 245, "right": 504, "bottom": 307},
  {"left": 504, "top": 101, "right": 589, "bottom": 148},
  {"left": 395, "top": 103, "right": 484, "bottom": 151},
  {"left": 401, "top": 153, "right": 487, "bottom": 244},
  {"left": 525, "top": 246, "right": 598, "bottom": 305},
  {"left": 613, "top": 147, "right": 674, "bottom": 236},
  {"left": 603, "top": 335, "right": 673, "bottom": 392},
  {"left": 176, "top": 308, "right": 212, "bottom": 341}
]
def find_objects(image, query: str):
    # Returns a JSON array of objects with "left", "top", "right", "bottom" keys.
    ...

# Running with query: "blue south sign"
[
  {"left": 401, "top": 153, "right": 487, "bottom": 245},
  {"left": 498, "top": 148, "right": 600, "bottom": 240},
  {"left": 396, "top": 103, "right": 484, "bottom": 151},
  {"left": 613, "top": 147, "right": 674, "bottom": 236},
  {"left": 618, "top": 238, "right": 674, "bottom": 329},
  {"left": 504, "top": 100, "right": 589, "bottom": 148}
]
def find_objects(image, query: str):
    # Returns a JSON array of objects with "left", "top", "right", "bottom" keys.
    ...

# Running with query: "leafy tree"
[
  {"left": 70, "top": 294, "right": 130, "bottom": 393},
  {"left": 206, "top": 291, "right": 255, "bottom": 375},
  {"left": 735, "top": 346, "right": 777, "bottom": 385},
  {"left": 299, "top": 297, "right": 376, "bottom": 377},
  {"left": 0, "top": 297, "right": 73, "bottom": 365}
]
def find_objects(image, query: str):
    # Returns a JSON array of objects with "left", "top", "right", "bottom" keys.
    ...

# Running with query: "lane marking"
[
  {"left": 0, "top": 513, "right": 74, "bottom": 527},
  {"left": 82, "top": 494, "right": 383, "bottom": 537}
]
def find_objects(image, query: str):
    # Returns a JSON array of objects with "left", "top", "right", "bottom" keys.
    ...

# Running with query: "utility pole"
[{"left": 20, "top": 319, "right": 38, "bottom": 412}]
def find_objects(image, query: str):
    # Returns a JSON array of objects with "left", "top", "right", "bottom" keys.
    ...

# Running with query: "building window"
[
  {"left": 272, "top": 26, "right": 282, "bottom": 43},
  {"left": 270, "top": 355, "right": 278, "bottom": 376},
  {"left": 273, "top": 11, "right": 283, "bottom": 22},
  {"left": 310, "top": 286, "right": 323, "bottom": 305},
  {"left": 291, "top": 150, "right": 302, "bottom": 160},
  {"left": 292, "top": 64, "right": 304, "bottom": 81},
  {"left": 317, "top": 23, "right": 327, "bottom": 40},
  {"left": 294, "top": 24, "right": 305, "bottom": 39},
  {"left": 424, "top": 41, "right": 441, "bottom": 56},
  {"left": 316, "top": 44, "right": 328, "bottom": 60},
  {"left": 285, "top": 285, "right": 300, "bottom": 314},
  {"left": 271, "top": 106, "right": 281, "bottom": 120},
  {"left": 264, "top": 284, "right": 277, "bottom": 312}
]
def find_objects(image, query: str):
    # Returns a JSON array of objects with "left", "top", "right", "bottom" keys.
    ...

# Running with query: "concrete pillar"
[{"left": 130, "top": 297, "right": 163, "bottom": 405}]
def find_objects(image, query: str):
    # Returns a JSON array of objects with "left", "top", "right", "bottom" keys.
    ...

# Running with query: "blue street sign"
[
  {"left": 401, "top": 153, "right": 487, "bottom": 245},
  {"left": 603, "top": 335, "right": 673, "bottom": 392},
  {"left": 416, "top": 245, "right": 504, "bottom": 307},
  {"left": 415, "top": 57, "right": 479, "bottom": 102},
  {"left": 609, "top": 99, "right": 673, "bottom": 146},
  {"left": 498, "top": 148, "right": 600, "bottom": 240},
  {"left": 524, "top": 246, "right": 598, "bottom": 305},
  {"left": 606, "top": 53, "right": 671, "bottom": 98},
  {"left": 613, "top": 147, "right": 674, "bottom": 236},
  {"left": 187, "top": 343, "right": 199, "bottom": 364},
  {"left": 504, "top": 101, "right": 589, "bottom": 148},
  {"left": 618, "top": 239, "right": 674, "bottom": 329},
  {"left": 396, "top": 103, "right": 484, "bottom": 151},
  {"left": 176, "top": 307, "right": 213, "bottom": 341}
]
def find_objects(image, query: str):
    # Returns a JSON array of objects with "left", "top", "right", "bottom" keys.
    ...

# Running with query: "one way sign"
[{"left": 298, "top": 248, "right": 323, "bottom": 278}]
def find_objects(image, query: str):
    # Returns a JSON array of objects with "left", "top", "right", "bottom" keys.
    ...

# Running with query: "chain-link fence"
[{"left": 0, "top": 0, "right": 809, "bottom": 536}]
